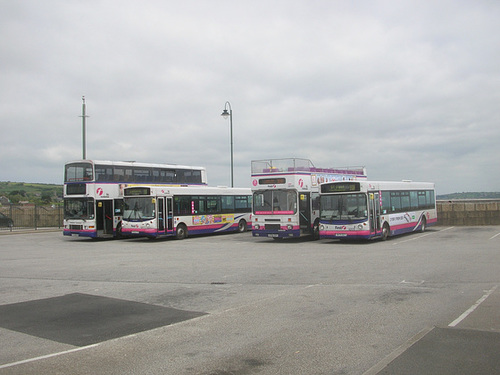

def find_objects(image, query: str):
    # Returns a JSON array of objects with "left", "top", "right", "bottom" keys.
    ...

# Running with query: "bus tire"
[
  {"left": 115, "top": 223, "right": 123, "bottom": 239},
  {"left": 238, "top": 219, "right": 247, "bottom": 233},
  {"left": 312, "top": 220, "right": 320, "bottom": 240},
  {"left": 420, "top": 217, "right": 426, "bottom": 233},
  {"left": 381, "top": 223, "right": 390, "bottom": 241},
  {"left": 176, "top": 224, "right": 187, "bottom": 240}
]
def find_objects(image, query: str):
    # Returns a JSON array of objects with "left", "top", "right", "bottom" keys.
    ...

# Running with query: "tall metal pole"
[
  {"left": 80, "top": 96, "right": 88, "bottom": 160},
  {"left": 221, "top": 101, "right": 233, "bottom": 187},
  {"left": 229, "top": 107, "right": 233, "bottom": 188}
]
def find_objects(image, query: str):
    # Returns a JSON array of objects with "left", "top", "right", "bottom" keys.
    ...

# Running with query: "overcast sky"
[{"left": 1, "top": 1, "right": 499, "bottom": 194}]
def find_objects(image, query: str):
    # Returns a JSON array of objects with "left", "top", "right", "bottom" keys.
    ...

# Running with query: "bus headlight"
[
  {"left": 254, "top": 224, "right": 260, "bottom": 230},
  {"left": 287, "top": 224, "right": 293, "bottom": 230},
  {"left": 358, "top": 224, "right": 363, "bottom": 230},
  {"left": 320, "top": 225, "right": 324, "bottom": 230}
]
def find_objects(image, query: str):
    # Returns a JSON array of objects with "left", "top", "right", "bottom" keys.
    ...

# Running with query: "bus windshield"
[
  {"left": 64, "top": 198, "right": 95, "bottom": 220},
  {"left": 123, "top": 197, "right": 155, "bottom": 221},
  {"left": 253, "top": 190, "right": 297, "bottom": 214},
  {"left": 65, "top": 162, "right": 93, "bottom": 182},
  {"left": 320, "top": 193, "right": 368, "bottom": 221}
]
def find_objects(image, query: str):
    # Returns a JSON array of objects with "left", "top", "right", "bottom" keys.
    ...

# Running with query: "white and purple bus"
[
  {"left": 251, "top": 158, "right": 367, "bottom": 240},
  {"left": 121, "top": 185, "right": 252, "bottom": 239},
  {"left": 319, "top": 180, "right": 437, "bottom": 241},
  {"left": 63, "top": 160, "right": 207, "bottom": 238}
]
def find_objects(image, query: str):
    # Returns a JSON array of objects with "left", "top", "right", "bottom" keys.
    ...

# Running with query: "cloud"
[{"left": 0, "top": 0, "right": 499, "bottom": 194}]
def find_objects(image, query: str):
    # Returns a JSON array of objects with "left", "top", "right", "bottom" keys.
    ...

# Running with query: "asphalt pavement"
[
  {"left": 0, "top": 227, "right": 499, "bottom": 374},
  {"left": 364, "top": 286, "right": 500, "bottom": 374}
]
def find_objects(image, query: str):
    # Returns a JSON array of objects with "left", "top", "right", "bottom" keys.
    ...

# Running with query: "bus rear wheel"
[
  {"left": 312, "top": 220, "right": 320, "bottom": 240},
  {"left": 420, "top": 217, "right": 427, "bottom": 233},
  {"left": 238, "top": 220, "right": 247, "bottom": 233},
  {"left": 381, "top": 223, "right": 390, "bottom": 241},
  {"left": 115, "top": 223, "right": 123, "bottom": 239},
  {"left": 176, "top": 224, "right": 188, "bottom": 240}
]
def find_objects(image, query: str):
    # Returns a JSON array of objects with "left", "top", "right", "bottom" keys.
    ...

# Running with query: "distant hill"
[
  {"left": 437, "top": 192, "right": 500, "bottom": 200},
  {"left": 1, "top": 181, "right": 498, "bottom": 204},
  {"left": 0, "top": 181, "right": 63, "bottom": 205}
]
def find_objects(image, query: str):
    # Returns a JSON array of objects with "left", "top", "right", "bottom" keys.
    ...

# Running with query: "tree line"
[{"left": 0, "top": 182, "right": 63, "bottom": 205}]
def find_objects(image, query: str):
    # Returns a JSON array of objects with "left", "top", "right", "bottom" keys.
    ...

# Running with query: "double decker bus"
[
  {"left": 63, "top": 160, "right": 207, "bottom": 238},
  {"left": 251, "top": 158, "right": 367, "bottom": 239},
  {"left": 319, "top": 180, "right": 437, "bottom": 241},
  {"left": 121, "top": 185, "right": 252, "bottom": 239}
]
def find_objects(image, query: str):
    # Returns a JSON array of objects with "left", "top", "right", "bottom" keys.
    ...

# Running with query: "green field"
[{"left": 0, "top": 182, "right": 63, "bottom": 205}]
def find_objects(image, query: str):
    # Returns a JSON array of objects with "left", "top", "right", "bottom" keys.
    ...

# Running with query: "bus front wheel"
[{"left": 176, "top": 224, "right": 188, "bottom": 240}]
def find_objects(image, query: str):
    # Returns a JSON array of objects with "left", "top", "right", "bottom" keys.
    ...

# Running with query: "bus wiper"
[
  {"left": 133, "top": 203, "right": 143, "bottom": 220},
  {"left": 337, "top": 201, "right": 343, "bottom": 221},
  {"left": 125, "top": 203, "right": 142, "bottom": 221}
]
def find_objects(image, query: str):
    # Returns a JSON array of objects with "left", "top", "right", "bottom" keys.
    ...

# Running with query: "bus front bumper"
[
  {"left": 63, "top": 229, "right": 98, "bottom": 238},
  {"left": 252, "top": 228, "right": 300, "bottom": 238}
]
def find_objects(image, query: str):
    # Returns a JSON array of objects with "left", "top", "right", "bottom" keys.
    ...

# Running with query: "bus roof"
[
  {"left": 65, "top": 160, "right": 206, "bottom": 170},
  {"left": 321, "top": 180, "right": 435, "bottom": 191},
  {"left": 251, "top": 158, "right": 366, "bottom": 176}
]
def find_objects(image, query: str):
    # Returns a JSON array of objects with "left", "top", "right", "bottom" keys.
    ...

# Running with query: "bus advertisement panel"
[
  {"left": 121, "top": 186, "right": 252, "bottom": 239},
  {"left": 63, "top": 160, "right": 207, "bottom": 238},
  {"left": 319, "top": 180, "right": 437, "bottom": 241},
  {"left": 251, "top": 158, "right": 367, "bottom": 239}
]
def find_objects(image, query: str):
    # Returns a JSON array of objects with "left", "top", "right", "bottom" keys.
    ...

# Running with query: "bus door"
[
  {"left": 114, "top": 198, "right": 124, "bottom": 236},
  {"left": 369, "top": 192, "right": 381, "bottom": 234},
  {"left": 299, "top": 192, "right": 311, "bottom": 234},
  {"left": 166, "top": 197, "right": 174, "bottom": 233},
  {"left": 157, "top": 197, "right": 165, "bottom": 234},
  {"left": 96, "top": 200, "right": 113, "bottom": 236}
]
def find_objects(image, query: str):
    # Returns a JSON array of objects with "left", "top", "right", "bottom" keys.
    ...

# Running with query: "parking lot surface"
[{"left": 0, "top": 226, "right": 499, "bottom": 374}]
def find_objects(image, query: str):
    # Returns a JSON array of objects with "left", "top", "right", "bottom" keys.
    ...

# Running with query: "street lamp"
[
  {"left": 79, "top": 96, "right": 89, "bottom": 160},
  {"left": 221, "top": 101, "right": 233, "bottom": 187}
]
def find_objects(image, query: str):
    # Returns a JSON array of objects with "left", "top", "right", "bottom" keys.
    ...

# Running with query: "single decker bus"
[
  {"left": 121, "top": 185, "right": 252, "bottom": 239},
  {"left": 63, "top": 160, "right": 207, "bottom": 238},
  {"left": 251, "top": 158, "right": 367, "bottom": 240},
  {"left": 319, "top": 180, "right": 437, "bottom": 241}
]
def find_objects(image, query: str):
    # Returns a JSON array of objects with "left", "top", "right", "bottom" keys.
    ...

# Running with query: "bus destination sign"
[
  {"left": 259, "top": 178, "right": 286, "bottom": 185},
  {"left": 124, "top": 187, "right": 151, "bottom": 196},
  {"left": 321, "top": 182, "right": 360, "bottom": 193}
]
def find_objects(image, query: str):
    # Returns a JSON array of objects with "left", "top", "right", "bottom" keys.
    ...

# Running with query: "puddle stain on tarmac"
[{"left": 0, "top": 293, "right": 206, "bottom": 346}]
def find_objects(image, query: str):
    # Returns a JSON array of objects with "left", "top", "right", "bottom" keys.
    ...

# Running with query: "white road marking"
[
  {"left": 400, "top": 280, "right": 425, "bottom": 285},
  {"left": 362, "top": 326, "right": 434, "bottom": 375},
  {"left": 489, "top": 232, "right": 500, "bottom": 240},
  {"left": 448, "top": 285, "right": 498, "bottom": 327},
  {"left": 392, "top": 226, "right": 454, "bottom": 245},
  {"left": 0, "top": 344, "right": 100, "bottom": 370}
]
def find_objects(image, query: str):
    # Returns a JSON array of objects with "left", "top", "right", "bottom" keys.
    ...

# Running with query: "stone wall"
[{"left": 437, "top": 199, "right": 500, "bottom": 226}]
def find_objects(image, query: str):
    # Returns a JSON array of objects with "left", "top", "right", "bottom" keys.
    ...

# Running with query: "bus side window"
[
  {"left": 311, "top": 193, "right": 320, "bottom": 211},
  {"left": 381, "top": 191, "right": 391, "bottom": 214}
]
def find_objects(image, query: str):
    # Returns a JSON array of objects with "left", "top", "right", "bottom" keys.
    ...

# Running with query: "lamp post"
[
  {"left": 221, "top": 101, "right": 233, "bottom": 187},
  {"left": 79, "top": 96, "right": 89, "bottom": 160}
]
